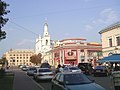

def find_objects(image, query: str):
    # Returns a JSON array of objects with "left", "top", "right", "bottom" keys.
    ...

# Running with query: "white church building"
[{"left": 35, "top": 22, "right": 52, "bottom": 62}]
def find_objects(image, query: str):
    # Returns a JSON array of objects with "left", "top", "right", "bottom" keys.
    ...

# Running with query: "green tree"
[
  {"left": 0, "top": 57, "right": 8, "bottom": 67},
  {"left": 0, "top": 57, "right": 7, "bottom": 77},
  {"left": 0, "top": 0, "right": 10, "bottom": 41},
  {"left": 30, "top": 53, "right": 42, "bottom": 65}
]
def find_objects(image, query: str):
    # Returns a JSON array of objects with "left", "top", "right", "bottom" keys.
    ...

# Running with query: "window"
[
  {"left": 55, "top": 74, "right": 60, "bottom": 81},
  {"left": 108, "top": 38, "right": 112, "bottom": 47},
  {"left": 116, "top": 36, "right": 120, "bottom": 46},
  {"left": 59, "top": 74, "right": 64, "bottom": 82},
  {"left": 46, "top": 39, "right": 48, "bottom": 45}
]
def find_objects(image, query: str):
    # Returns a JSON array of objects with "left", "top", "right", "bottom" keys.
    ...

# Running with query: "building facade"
[
  {"left": 4, "top": 49, "right": 35, "bottom": 66},
  {"left": 99, "top": 22, "right": 120, "bottom": 57},
  {"left": 44, "top": 38, "right": 102, "bottom": 67}
]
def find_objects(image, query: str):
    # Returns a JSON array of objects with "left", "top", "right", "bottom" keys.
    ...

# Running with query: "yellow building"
[
  {"left": 4, "top": 49, "right": 35, "bottom": 66},
  {"left": 99, "top": 22, "right": 120, "bottom": 56}
]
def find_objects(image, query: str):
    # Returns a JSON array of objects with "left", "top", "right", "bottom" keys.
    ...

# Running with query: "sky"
[{"left": 0, "top": 0, "right": 120, "bottom": 57}]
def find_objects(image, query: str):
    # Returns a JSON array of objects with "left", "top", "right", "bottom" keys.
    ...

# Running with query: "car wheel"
[
  {"left": 33, "top": 76, "right": 37, "bottom": 80},
  {"left": 94, "top": 74, "right": 97, "bottom": 77},
  {"left": 106, "top": 73, "right": 109, "bottom": 76},
  {"left": 35, "top": 77, "right": 39, "bottom": 82},
  {"left": 51, "top": 85, "right": 54, "bottom": 90}
]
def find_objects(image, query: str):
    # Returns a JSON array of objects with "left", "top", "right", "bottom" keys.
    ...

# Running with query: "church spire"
[{"left": 43, "top": 22, "right": 49, "bottom": 36}]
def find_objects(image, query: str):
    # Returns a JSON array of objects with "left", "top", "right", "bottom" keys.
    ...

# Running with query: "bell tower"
[
  {"left": 41, "top": 22, "right": 51, "bottom": 53},
  {"left": 35, "top": 21, "right": 51, "bottom": 54}
]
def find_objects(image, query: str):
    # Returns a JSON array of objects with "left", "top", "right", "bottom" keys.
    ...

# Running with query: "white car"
[
  {"left": 63, "top": 66, "right": 82, "bottom": 72},
  {"left": 33, "top": 68, "right": 54, "bottom": 82},
  {"left": 26, "top": 67, "right": 37, "bottom": 76}
]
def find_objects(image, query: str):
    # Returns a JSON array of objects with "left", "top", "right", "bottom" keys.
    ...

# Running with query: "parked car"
[
  {"left": 40, "top": 63, "right": 51, "bottom": 69},
  {"left": 63, "top": 66, "right": 81, "bottom": 72},
  {"left": 26, "top": 67, "right": 37, "bottom": 76},
  {"left": 93, "top": 66, "right": 109, "bottom": 76},
  {"left": 33, "top": 68, "right": 54, "bottom": 82},
  {"left": 51, "top": 72, "right": 106, "bottom": 90},
  {"left": 78, "top": 63, "right": 93, "bottom": 75},
  {"left": 21, "top": 65, "right": 29, "bottom": 71}
]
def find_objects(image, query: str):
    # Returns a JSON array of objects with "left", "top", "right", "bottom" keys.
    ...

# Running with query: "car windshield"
[
  {"left": 39, "top": 69, "right": 51, "bottom": 72},
  {"left": 29, "top": 67, "right": 36, "bottom": 70},
  {"left": 64, "top": 73, "right": 92, "bottom": 85},
  {"left": 69, "top": 67, "right": 79, "bottom": 70},
  {"left": 40, "top": 63, "right": 50, "bottom": 68},
  {"left": 95, "top": 66, "right": 106, "bottom": 69}
]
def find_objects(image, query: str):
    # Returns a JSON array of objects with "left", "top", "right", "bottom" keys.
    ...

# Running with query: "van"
[{"left": 78, "top": 63, "right": 93, "bottom": 75}]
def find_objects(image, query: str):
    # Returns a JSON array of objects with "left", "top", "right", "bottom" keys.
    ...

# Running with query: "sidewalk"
[{"left": 11, "top": 68, "right": 44, "bottom": 90}]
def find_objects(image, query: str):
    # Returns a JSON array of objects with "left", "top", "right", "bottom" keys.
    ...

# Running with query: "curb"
[{"left": 26, "top": 73, "right": 45, "bottom": 90}]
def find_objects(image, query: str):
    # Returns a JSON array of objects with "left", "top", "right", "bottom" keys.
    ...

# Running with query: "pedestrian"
[
  {"left": 111, "top": 70, "right": 120, "bottom": 90},
  {"left": 55, "top": 64, "right": 61, "bottom": 74},
  {"left": 57, "top": 64, "right": 61, "bottom": 69}
]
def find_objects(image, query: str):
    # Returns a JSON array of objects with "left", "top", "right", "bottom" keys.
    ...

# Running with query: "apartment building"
[
  {"left": 99, "top": 22, "right": 120, "bottom": 56},
  {"left": 4, "top": 49, "right": 35, "bottom": 66}
]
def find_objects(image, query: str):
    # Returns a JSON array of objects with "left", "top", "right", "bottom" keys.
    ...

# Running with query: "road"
[
  {"left": 17, "top": 68, "right": 114, "bottom": 90},
  {"left": 88, "top": 75, "right": 114, "bottom": 90}
]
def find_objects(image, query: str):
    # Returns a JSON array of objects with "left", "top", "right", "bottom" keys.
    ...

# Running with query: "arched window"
[{"left": 46, "top": 39, "right": 48, "bottom": 45}]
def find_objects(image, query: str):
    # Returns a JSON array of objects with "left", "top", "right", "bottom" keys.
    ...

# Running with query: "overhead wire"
[{"left": 9, "top": 20, "right": 39, "bottom": 36}]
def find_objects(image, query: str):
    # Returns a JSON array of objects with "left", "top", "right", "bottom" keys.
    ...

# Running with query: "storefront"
[{"left": 51, "top": 41, "right": 101, "bottom": 67}]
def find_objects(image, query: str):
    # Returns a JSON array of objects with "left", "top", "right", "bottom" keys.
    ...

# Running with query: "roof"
[
  {"left": 58, "top": 71, "right": 82, "bottom": 75},
  {"left": 60, "top": 38, "right": 86, "bottom": 42},
  {"left": 99, "top": 22, "right": 120, "bottom": 34},
  {"left": 97, "top": 54, "right": 120, "bottom": 63}
]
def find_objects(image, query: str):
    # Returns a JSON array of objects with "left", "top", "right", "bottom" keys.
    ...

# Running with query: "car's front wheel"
[
  {"left": 106, "top": 73, "right": 109, "bottom": 76},
  {"left": 51, "top": 85, "right": 55, "bottom": 90}
]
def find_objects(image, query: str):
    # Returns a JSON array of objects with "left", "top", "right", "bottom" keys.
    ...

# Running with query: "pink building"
[{"left": 50, "top": 38, "right": 102, "bottom": 67}]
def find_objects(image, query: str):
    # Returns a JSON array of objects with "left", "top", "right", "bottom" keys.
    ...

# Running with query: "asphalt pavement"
[{"left": 11, "top": 68, "right": 44, "bottom": 90}]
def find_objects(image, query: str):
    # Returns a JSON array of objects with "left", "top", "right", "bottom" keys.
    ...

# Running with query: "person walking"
[{"left": 111, "top": 69, "right": 120, "bottom": 90}]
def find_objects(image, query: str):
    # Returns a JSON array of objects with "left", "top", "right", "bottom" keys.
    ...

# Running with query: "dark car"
[
  {"left": 78, "top": 63, "right": 93, "bottom": 75},
  {"left": 93, "top": 66, "right": 109, "bottom": 76},
  {"left": 51, "top": 72, "right": 106, "bottom": 90},
  {"left": 40, "top": 63, "right": 51, "bottom": 69}
]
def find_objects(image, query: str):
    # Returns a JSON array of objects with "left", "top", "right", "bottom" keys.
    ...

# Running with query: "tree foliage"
[
  {"left": 0, "top": 0, "right": 10, "bottom": 40},
  {"left": 30, "top": 53, "right": 42, "bottom": 65},
  {"left": 0, "top": 57, "right": 8, "bottom": 67}
]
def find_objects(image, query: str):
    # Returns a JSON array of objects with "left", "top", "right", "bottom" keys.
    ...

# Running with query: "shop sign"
[{"left": 65, "top": 49, "right": 77, "bottom": 60}]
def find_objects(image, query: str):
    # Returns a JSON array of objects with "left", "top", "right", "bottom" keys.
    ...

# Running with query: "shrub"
[{"left": 0, "top": 68, "right": 5, "bottom": 78}]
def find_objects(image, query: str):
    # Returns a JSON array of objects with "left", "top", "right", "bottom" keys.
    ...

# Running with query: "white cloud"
[
  {"left": 84, "top": 8, "right": 118, "bottom": 32},
  {"left": 94, "top": 8, "right": 118, "bottom": 24},
  {"left": 100, "top": 8, "right": 118, "bottom": 23},
  {"left": 17, "top": 39, "right": 34, "bottom": 46},
  {"left": 84, "top": 0, "right": 94, "bottom": 2},
  {"left": 84, "top": 25, "right": 93, "bottom": 32}
]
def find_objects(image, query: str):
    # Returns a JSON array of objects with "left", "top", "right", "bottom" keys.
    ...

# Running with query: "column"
[
  {"left": 84, "top": 49, "right": 88, "bottom": 62},
  {"left": 77, "top": 49, "right": 81, "bottom": 63}
]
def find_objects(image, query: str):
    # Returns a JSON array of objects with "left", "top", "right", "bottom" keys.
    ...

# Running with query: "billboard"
[{"left": 65, "top": 49, "right": 77, "bottom": 60}]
